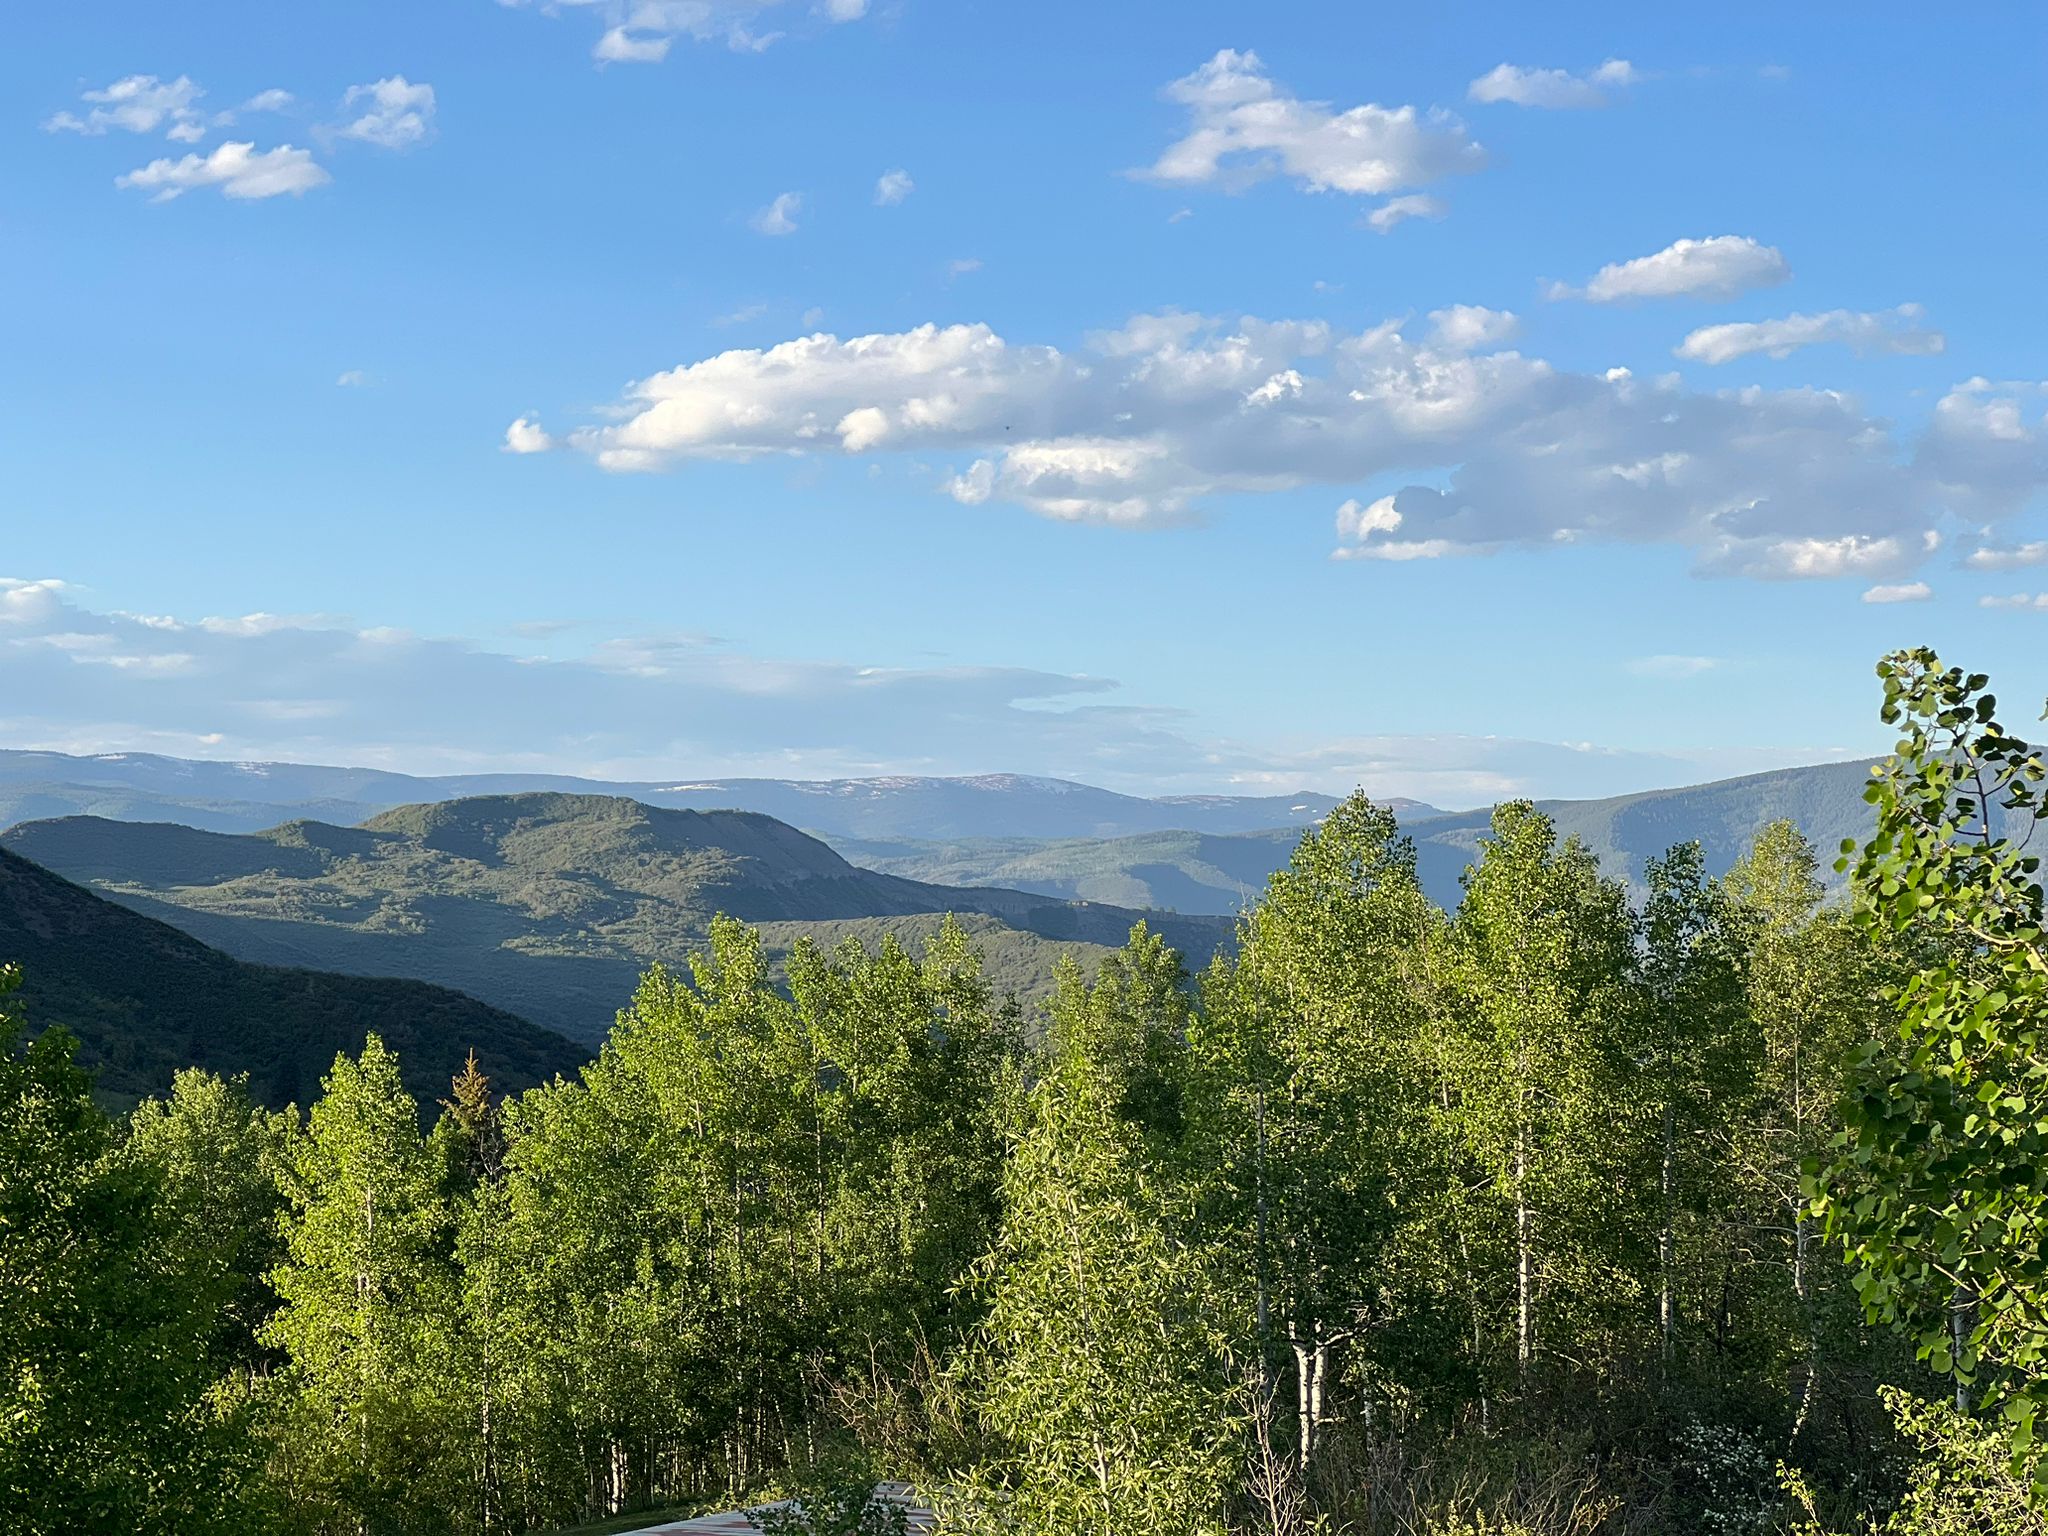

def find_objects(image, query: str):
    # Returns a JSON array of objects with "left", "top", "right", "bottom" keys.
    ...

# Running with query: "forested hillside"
[
  {"left": 1, "top": 793, "right": 1234, "bottom": 1041},
  {"left": 0, "top": 845, "right": 584, "bottom": 1109}
]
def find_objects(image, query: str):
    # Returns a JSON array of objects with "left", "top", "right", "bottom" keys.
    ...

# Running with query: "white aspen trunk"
[
  {"left": 1255, "top": 1090, "right": 1273, "bottom": 1403},
  {"left": 1790, "top": 1035, "right": 1818, "bottom": 1444},
  {"left": 1659, "top": 1094, "right": 1675, "bottom": 1367},
  {"left": 1291, "top": 1324, "right": 1313, "bottom": 1474},
  {"left": 1953, "top": 1291, "right": 1972, "bottom": 1412},
  {"left": 1515, "top": 1116, "right": 1531, "bottom": 1379}
]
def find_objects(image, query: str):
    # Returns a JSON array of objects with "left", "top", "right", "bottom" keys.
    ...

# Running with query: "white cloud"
[
  {"left": 1677, "top": 304, "right": 1944, "bottom": 365},
  {"left": 45, "top": 74, "right": 208, "bottom": 140},
  {"left": 751, "top": 191, "right": 802, "bottom": 235},
  {"left": 1144, "top": 49, "right": 1483, "bottom": 202},
  {"left": 503, "top": 416, "right": 554, "bottom": 454},
  {"left": 595, "top": 25, "right": 672, "bottom": 62},
  {"left": 874, "top": 168, "right": 914, "bottom": 205},
  {"left": 1427, "top": 305, "right": 1519, "bottom": 351},
  {"left": 1862, "top": 581, "right": 1932, "bottom": 603},
  {"left": 0, "top": 576, "right": 1855, "bottom": 802},
  {"left": 339, "top": 76, "right": 436, "bottom": 149},
  {"left": 1367, "top": 194, "right": 1447, "bottom": 233},
  {"left": 1558, "top": 235, "right": 1791, "bottom": 303},
  {"left": 116, "top": 142, "right": 330, "bottom": 201},
  {"left": 1963, "top": 540, "right": 2048, "bottom": 570},
  {"left": 1468, "top": 58, "right": 1638, "bottom": 109},
  {"left": 948, "top": 257, "right": 983, "bottom": 278},
  {"left": 1980, "top": 592, "right": 2048, "bottom": 611},
  {"left": 1626, "top": 654, "right": 1720, "bottom": 679},
  {"left": 521, "top": 310, "right": 2048, "bottom": 579},
  {"left": 506, "top": 0, "right": 864, "bottom": 63},
  {"left": 336, "top": 370, "right": 369, "bottom": 387},
  {"left": 242, "top": 88, "right": 296, "bottom": 113}
]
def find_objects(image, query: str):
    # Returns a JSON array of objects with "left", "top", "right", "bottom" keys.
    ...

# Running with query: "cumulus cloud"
[
  {"left": 518, "top": 309, "right": 2048, "bottom": 579},
  {"left": 1143, "top": 49, "right": 1483, "bottom": 224},
  {"left": 1963, "top": 539, "right": 2048, "bottom": 570},
  {"left": 1677, "top": 304, "right": 1945, "bottom": 365},
  {"left": 339, "top": 76, "right": 436, "bottom": 149},
  {"left": 45, "top": 74, "right": 209, "bottom": 140},
  {"left": 503, "top": 416, "right": 554, "bottom": 454},
  {"left": 115, "top": 141, "right": 330, "bottom": 201},
  {"left": 1862, "top": 581, "right": 1932, "bottom": 603},
  {"left": 0, "top": 576, "right": 1857, "bottom": 802},
  {"left": 1367, "top": 194, "right": 1447, "bottom": 233},
  {"left": 1556, "top": 235, "right": 1791, "bottom": 303},
  {"left": 1468, "top": 59, "right": 1638, "bottom": 109},
  {"left": 752, "top": 191, "right": 802, "bottom": 235},
  {"left": 874, "top": 168, "right": 914, "bottom": 205},
  {"left": 1427, "top": 305, "right": 1519, "bottom": 351}
]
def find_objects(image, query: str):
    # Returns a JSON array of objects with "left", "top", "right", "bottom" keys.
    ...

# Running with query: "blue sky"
[{"left": 5, "top": 2, "right": 2045, "bottom": 806}]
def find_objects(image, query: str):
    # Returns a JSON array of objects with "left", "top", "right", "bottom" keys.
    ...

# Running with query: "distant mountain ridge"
[
  {"left": 0, "top": 845, "right": 586, "bottom": 1110},
  {"left": 2, "top": 794, "right": 1237, "bottom": 1044},
  {"left": 0, "top": 750, "right": 1370, "bottom": 841},
  {"left": 838, "top": 759, "right": 1905, "bottom": 913}
]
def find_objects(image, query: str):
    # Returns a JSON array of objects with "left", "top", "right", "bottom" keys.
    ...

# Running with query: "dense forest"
[{"left": 4, "top": 647, "right": 2044, "bottom": 1536}]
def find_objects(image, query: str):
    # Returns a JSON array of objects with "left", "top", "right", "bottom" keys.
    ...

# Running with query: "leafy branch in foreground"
[{"left": 1811, "top": 647, "right": 2048, "bottom": 1486}]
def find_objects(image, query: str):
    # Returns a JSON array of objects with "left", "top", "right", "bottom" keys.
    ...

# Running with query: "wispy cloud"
[
  {"left": 751, "top": 191, "right": 802, "bottom": 236},
  {"left": 1862, "top": 582, "right": 1932, "bottom": 604},
  {"left": 1625, "top": 654, "right": 1720, "bottom": 679},
  {"left": 1468, "top": 59, "right": 1638, "bottom": 110},
  {"left": 1677, "top": 304, "right": 1943, "bottom": 365},
  {"left": 874, "top": 168, "right": 914, "bottom": 205},
  {"left": 45, "top": 74, "right": 209, "bottom": 141},
  {"left": 338, "top": 76, "right": 436, "bottom": 149},
  {"left": 0, "top": 576, "right": 1855, "bottom": 802}
]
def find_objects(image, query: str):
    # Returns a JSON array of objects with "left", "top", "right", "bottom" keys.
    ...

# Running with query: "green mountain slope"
[
  {"left": 834, "top": 759, "right": 1902, "bottom": 914},
  {"left": 1, "top": 795, "right": 1234, "bottom": 1044},
  {"left": 0, "top": 845, "right": 587, "bottom": 1111},
  {"left": 835, "top": 827, "right": 1305, "bottom": 914}
]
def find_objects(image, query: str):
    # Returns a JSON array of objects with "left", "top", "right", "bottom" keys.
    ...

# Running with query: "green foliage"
[
  {"left": 1438, "top": 802, "right": 1641, "bottom": 1392},
  {"left": 22, "top": 654, "right": 2048, "bottom": 1533},
  {"left": 1186, "top": 795, "right": 1437, "bottom": 1474},
  {"left": 0, "top": 965, "right": 261, "bottom": 1534},
  {"left": 954, "top": 1052, "right": 1238, "bottom": 1535},
  {"left": 1812, "top": 649, "right": 2048, "bottom": 1480},
  {"left": 262, "top": 1034, "right": 464, "bottom": 1533}
]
